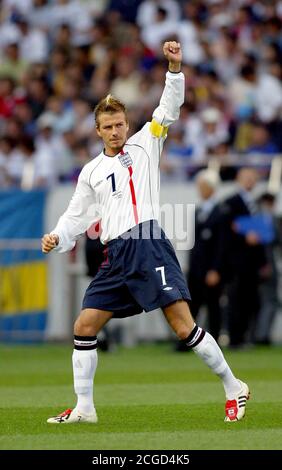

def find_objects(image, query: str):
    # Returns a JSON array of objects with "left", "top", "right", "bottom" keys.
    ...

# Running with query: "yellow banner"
[{"left": 0, "top": 261, "right": 47, "bottom": 315}]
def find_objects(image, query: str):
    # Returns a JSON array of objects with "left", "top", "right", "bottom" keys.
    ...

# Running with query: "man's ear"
[
  {"left": 96, "top": 126, "right": 101, "bottom": 137},
  {"left": 126, "top": 122, "right": 129, "bottom": 132}
]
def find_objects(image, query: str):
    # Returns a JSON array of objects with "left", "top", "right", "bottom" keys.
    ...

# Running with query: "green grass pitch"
[{"left": 0, "top": 343, "right": 281, "bottom": 450}]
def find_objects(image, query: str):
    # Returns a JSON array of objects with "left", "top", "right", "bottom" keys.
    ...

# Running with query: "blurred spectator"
[
  {"left": 0, "top": 76, "right": 18, "bottom": 118},
  {"left": 187, "top": 169, "right": 226, "bottom": 342},
  {"left": 110, "top": 54, "right": 141, "bottom": 108},
  {"left": 0, "top": 42, "right": 28, "bottom": 83},
  {"left": 141, "top": 6, "right": 179, "bottom": 52},
  {"left": 35, "top": 112, "right": 65, "bottom": 179},
  {"left": 26, "top": 77, "right": 49, "bottom": 119},
  {"left": 13, "top": 101, "right": 35, "bottom": 136},
  {"left": 255, "top": 192, "right": 282, "bottom": 345},
  {"left": 0, "top": 148, "right": 7, "bottom": 187},
  {"left": 45, "top": 95, "right": 75, "bottom": 133},
  {"left": 182, "top": 98, "right": 205, "bottom": 163},
  {"left": 48, "top": 47, "right": 69, "bottom": 96},
  {"left": 223, "top": 167, "right": 267, "bottom": 348},
  {"left": 161, "top": 126, "right": 193, "bottom": 180},
  {"left": 255, "top": 65, "right": 282, "bottom": 123},
  {"left": 137, "top": 0, "right": 180, "bottom": 28},
  {"left": 229, "top": 64, "right": 256, "bottom": 121},
  {"left": 200, "top": 107, "right": 229, "bottom": 153},
  {"left": 2, "top": 0, "right": 33, "bottom": 15},
  {"left": 5, "top": 116, "right": 23, "bottom": 141},
  {"left": 53, "top": 23, "right": 72, "bottom": 52},
  {"left": 246, "top": 123, "right": 279, "bottom": 155},
  {"left": 14, "top": 15, "right": 49, "bottom": 63},
  {"left": 109, "top": 0, "right": 143, "bottom": 23},
  {"left": 73, "top": 98, "right": 94, "bottom": 139},
  {"left": 18, "top": 135, "right": 57, "bottom": 189},
  {"left": 0, "top": 135, "right": 17, "bottom": 187},
  {"left": 69, "top": 140, "right": 92, "bottom": 181}
]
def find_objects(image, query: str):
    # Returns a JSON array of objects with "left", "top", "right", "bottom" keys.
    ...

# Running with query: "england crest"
[{"left": 118, "top": 152, "right": 133, "bottom": 168}]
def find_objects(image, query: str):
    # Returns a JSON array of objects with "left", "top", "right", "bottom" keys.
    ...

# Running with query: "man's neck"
[{"left": 104, "top": 146, "right": 123, "bottom": 157}]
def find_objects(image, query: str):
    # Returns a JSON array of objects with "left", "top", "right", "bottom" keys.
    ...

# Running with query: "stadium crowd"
[{"left": 0, "top": 0, "right": 282, "bottom": 188}]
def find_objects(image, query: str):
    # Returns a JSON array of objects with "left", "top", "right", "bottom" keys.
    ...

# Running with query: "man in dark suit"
[
  {"left": 222, "top": 168, "right": 267, "bottom": 348},
  {"left": 187, "top": 169, "right": 225, "bottom": 342},
  {"left": 255, "top": 192, "right": 281, "bottom": 345}
]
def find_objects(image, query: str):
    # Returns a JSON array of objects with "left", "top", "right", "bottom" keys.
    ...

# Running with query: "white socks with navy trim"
[
  {"left": 183, "top": 325, "right": 241, "bottom": 399},
  {"left": 72, "top": 335, "right": 98, "bottom": 414}
]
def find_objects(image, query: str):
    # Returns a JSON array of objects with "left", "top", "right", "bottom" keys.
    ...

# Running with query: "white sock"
[
  {"left": 192, "top": 330, "right": 241, "bottom": 399},
  {"left": 72, "top": 347, "right": 98, "bottom": 414}
]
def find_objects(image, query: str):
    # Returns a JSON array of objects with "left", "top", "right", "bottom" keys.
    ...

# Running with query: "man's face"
[
  {"left": 197, "top": 179, "right": 214, "bottom": 200},
  {"left": 237, "top": 168, "right": 258, "bottom": 191},
  {"left": 96, "top": 112, "right": 129, "bottom": 155}
]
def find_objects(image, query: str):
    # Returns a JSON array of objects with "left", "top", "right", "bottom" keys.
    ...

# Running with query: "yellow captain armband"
[{"left": 149, "top": 119, "right": 168, "bottom": 138}]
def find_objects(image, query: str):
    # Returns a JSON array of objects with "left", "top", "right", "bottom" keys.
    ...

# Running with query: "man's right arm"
[{"left": 42, "top": 168, "right": 100, "bottom": 254}]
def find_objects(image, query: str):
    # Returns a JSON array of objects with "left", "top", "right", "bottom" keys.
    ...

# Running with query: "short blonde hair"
[{"left": 94, "top": 94, "right": 127, "bottom": 127}]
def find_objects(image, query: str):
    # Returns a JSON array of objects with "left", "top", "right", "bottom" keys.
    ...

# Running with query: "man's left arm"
[{"left": 150, "top": 41, "right": 185, "bottom": 138}]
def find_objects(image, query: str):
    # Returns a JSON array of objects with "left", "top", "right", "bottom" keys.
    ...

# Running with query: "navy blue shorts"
[{"left": 82, "top": 220, "right": 191, "bottom": 318}]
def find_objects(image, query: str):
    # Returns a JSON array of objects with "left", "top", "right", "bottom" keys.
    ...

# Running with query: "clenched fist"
[
  {"left": 42, "top": 233, "right": 59, "bottom": 253},
  {"left": 163, "top": 41, "right": 182, "bottom": 72}
]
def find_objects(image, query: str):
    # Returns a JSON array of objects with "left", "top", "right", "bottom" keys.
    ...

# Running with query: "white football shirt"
[{"left": 52, "top": 71, "right": 185, "bottom": 252}]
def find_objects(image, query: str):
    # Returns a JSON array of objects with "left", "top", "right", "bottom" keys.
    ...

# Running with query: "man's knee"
[
  {"left": 74, "top": 314, "right": 96, "bottom": 336},
  {"left": 74, "top": 308, "right": 112, "bottom": 336},
  {"left": 74, "top": 309, "right": 99, "bottom": 336},
  {"left": 175, "top": 324, "right": 193, "bottom": 340},
  {"left": 163, "top": 300, "right": 195, "bottom": 339}
]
